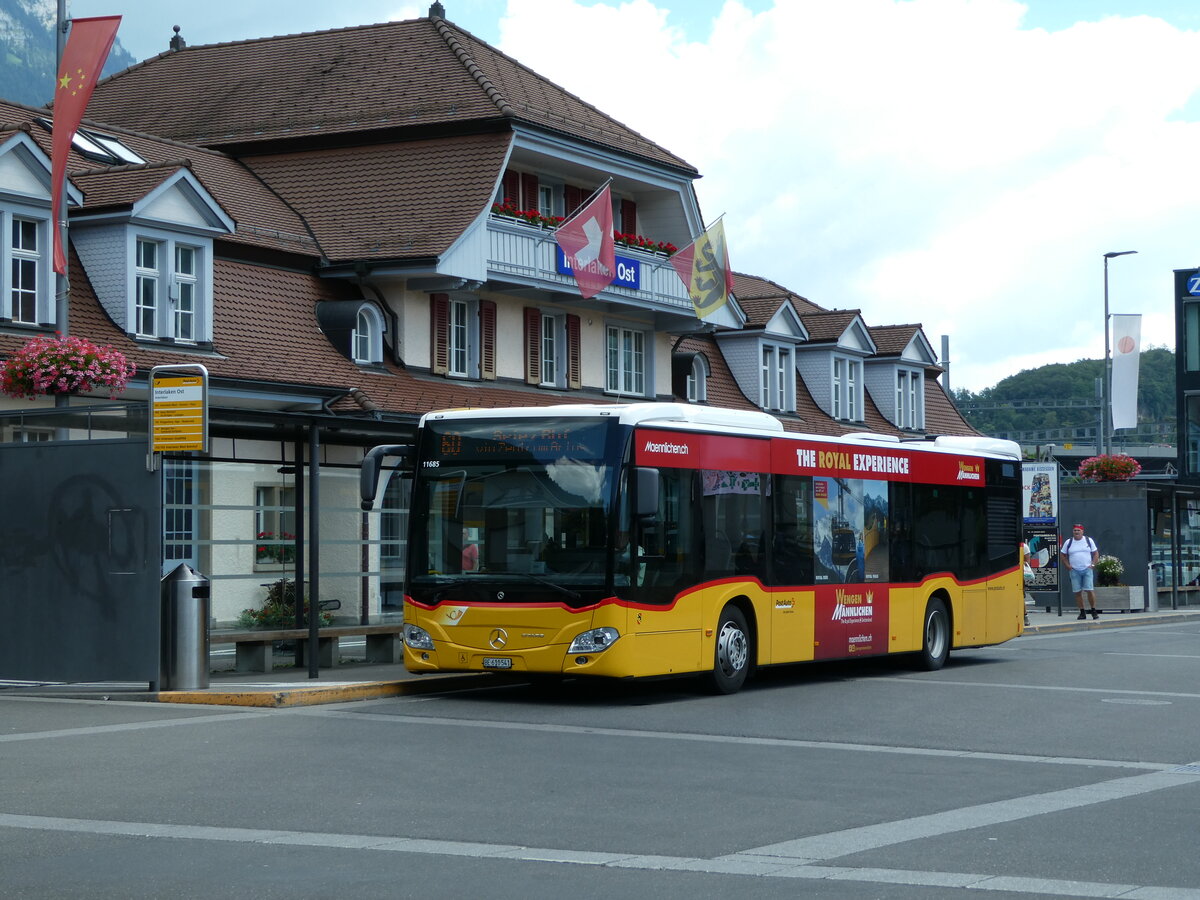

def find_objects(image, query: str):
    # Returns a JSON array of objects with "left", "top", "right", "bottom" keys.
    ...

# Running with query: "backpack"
[{"left": 1062, "top": 537, "right": 1096, "bottom": 555}]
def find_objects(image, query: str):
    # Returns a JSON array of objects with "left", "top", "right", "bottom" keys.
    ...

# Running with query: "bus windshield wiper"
[{"left": 516, "top": 571, "right": 581, "bottom": 601}]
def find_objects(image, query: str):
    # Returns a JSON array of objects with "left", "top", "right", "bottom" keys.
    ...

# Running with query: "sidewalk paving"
[{"left": 5, "top": 605, "right": 1199, "bottom": 708}]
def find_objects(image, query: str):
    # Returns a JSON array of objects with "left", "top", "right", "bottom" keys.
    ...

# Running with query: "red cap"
[{"left": 1072, "top": 524, "right": 1084, "bottom": 530}]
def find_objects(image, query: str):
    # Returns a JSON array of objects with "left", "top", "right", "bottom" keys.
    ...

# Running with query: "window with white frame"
[
  {"left": 607, "top": 324, "right": 646, "bottom": 396},
  {"left": 10, "top": 217, "right": 40, "bottom": 324},
  {"left": 541, "top": 313, "right": 561, "bottom": 385},
  {"left": 686, "top": 355, "right": 708, "bottom": 403},
  {"left": 538, "top": 184, "right": 555, "bottom": 218},
  {"left": 760, "top": 344, "right": 794, "bottom": 412},
  {"left": 353, "top": 305, "right": 385, "bottom": 365},
  {"left": 132, "top": 233, "right": 207, "bottom": 343},
  {"left": 896, "top": 368, "right": 924, "bottom": 430},
  {"left": 449, "top": 298, "right": 471, "bottom": 376},
  {"left": 254, "top": 484, "right": 296, "bottom": 566},
  {"left": 832, "top": 355, "right": 863, "bottom": 421},
  {"left": 174, "top": 245, "right": 196, "bottom": 341},
  {"left": 431, "top": 293, "right": 495, "bottom": 381},
  {"left": 135, "top": 238, "right": 158, "bottom": 336}
]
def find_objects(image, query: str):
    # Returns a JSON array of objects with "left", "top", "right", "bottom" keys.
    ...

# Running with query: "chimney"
[
  {"left": 429, "top": 2, "right": 446, "bottom": 18},
  {"left": 170, "top": 25, "right": 186, "bottom": 52}
]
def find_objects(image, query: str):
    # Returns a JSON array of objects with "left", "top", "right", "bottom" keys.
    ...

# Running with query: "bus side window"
[{"left": 771, "top": 474, "right": 814, "bottom": 586}]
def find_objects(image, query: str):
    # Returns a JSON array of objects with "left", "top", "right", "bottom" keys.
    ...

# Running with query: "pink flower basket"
[{"left": 0, "top": 334, "right": 136, "bottom": 400}]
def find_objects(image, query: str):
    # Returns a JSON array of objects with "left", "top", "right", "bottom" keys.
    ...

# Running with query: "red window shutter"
[
  {"left": 430, "top": 293, "right": 449, "bottom": 376},
  {"left": 620, "top": 199, "right": 637, "bottom": 235},
  {"left": 520, "top": 173, "right": 539, "bottom": 210},
  {"left": 524, "top": 307, "right": 541, "bottom": 385},
  {"left": 502, "top": 170, "right": 520, "bottom": 207},
  {"left": 566, "top": 314, "right": 581, "bottom": 390},
  {"left": 564, "top": 185, "right": 583, "bottom": 218},
  {"left": 480, "top": 299, "right": 496, "bottom": 381}
]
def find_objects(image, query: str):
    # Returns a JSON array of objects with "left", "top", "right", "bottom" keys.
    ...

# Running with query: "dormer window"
[
  {"left": 760, "top": 343, "right": 794, "bottom": 412},
  {"left": 686, "top": 355, "right": 709, "bottom": 403},
  {"left": 353, "top": 305, "right": 385, "bottom": 364},
  {"left": 10, "top": 217, "right": 42, "bottom": 323},
  {"left": 832, "top": 355, "right": 864, "bottom": 422},
  {"left": 132, "top": 234, "right": 206, "bottom": 343},
  {"left": 897, "top": 368, "right": 924, "bottom": 430}
]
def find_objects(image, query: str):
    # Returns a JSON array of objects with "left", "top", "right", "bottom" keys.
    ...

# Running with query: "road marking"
[
  {"left": 887, "top": 678, "right": 1200, "bottom": 701},
  {"left": 735, "top": 766, "right": 1200, "bottom": 862},
  {"left": 299, "top": 710, "right": 1180, "bottom": 772},
  {"left": 0, "top": 709, "right": 272, "bottom": 743},
  {"left": 2, "top": 810, "right": 1199, "bottom": 898}
]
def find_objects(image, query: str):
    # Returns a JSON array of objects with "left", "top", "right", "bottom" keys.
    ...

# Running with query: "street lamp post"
[{"left": 1102, "top": 250, "right": 1137, "bottom": 456}]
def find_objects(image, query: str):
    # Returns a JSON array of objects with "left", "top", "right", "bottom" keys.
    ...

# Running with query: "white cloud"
[{"left": 498, "top": 0, "right": 1200, "bottom": 391}]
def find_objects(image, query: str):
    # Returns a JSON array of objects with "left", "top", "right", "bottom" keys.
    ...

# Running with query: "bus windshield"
[{"left": 408, "top": 416, "right": 619, "bottom": 606}]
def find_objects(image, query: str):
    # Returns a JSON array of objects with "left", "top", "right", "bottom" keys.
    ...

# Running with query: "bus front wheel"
[
  {"left": 706, "top": 605, "right": 750, "bottom": 694},
  {"left": 918, "top": 597, "right": 950, "bottom": 670}
]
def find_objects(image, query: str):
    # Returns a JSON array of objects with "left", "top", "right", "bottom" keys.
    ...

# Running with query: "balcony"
[{"left": 486, "top": 216, "right": 700, "bottom": 325}]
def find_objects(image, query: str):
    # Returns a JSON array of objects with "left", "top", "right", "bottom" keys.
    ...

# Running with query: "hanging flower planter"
[
  {"left": 1077, "top": 453, "right": 1142, "bottom": 482},
  {"left": 0, "top": 334, "right": 136, "bottom": 400}
]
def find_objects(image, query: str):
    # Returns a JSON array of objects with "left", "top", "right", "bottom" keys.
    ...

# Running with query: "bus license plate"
[{"left": 482, "top": 657, "right": 512, "bottom": 669}]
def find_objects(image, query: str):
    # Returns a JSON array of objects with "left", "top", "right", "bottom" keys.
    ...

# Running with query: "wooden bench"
[{"left": 210, "top": 624, "right": 405, "bottom": 673}]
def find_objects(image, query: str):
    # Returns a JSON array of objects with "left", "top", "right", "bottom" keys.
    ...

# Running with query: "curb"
[
  {"left": 1023, "top": 612, "right": 1199, "bottom": 635},
  {"left": 158, "top": 675, "right": 494, "bottom": 708}
]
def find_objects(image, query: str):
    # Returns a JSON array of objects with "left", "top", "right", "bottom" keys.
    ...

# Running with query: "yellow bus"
[{"left": 363, "top": 403, "right": 1024, "bottom": 693}]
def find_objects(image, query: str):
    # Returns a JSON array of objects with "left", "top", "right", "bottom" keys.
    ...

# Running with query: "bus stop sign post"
[{"left": 148, "top": 364, "right": 209, "bottom": 472}]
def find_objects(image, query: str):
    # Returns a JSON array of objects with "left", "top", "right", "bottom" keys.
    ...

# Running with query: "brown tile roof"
[
  {"left": 671, "top": 334, "right": 757, "bottom": 411},
  {"left": 0, "top": 100, "right": 321, "bottom": 258},
  {"left": 923, "top": 377, "right": 978, "bottom": 435},
  {"left": 243, "top": 132, "right": 512, "bottom": 262},
  {"left": 70, "top": 163, "right": 183, "bottom": 211},
  {"left": 86, "top": 17, "right": 695, "bottom": 173},
  {"left": 731, "top": 272, "right": 824, "bottom": 327},
  {"left": 799, "top": 309, "right": 861, "bottom": 343},
  {"left": 869, "top": 324, "right": 922, "bottom": 357}
]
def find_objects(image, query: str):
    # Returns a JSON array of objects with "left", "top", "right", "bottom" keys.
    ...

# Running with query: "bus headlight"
[
  {"left": 568, "top": 627, "right": 620, "bottom": 654},
  {"left": 404, "top": 624, "right": 435, "bottom": 650}
]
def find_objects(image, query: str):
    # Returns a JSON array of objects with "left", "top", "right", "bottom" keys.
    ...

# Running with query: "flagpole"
[
  {"left": 560, "top": 177, "right": 613, "bottom": 226},
  {"left": 54, "top": 4, "right": 70, "bottom": 424},
  {"left": 55, "top": 3, "right": 69, "bottom": 344}
]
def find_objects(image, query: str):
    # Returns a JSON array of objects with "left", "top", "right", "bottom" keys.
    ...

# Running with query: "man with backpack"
[{"left": 1060, "top": 524, "right": 1100, "bottom": 620}]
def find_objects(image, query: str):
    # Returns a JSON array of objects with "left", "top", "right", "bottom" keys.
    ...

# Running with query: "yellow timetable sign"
[{"left": 152, "top": 373, "right": 207, "bottom": 452}]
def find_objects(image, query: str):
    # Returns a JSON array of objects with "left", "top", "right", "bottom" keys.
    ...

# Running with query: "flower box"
[{"left": 1093, "top": 585, "right": 1145, "bottom": 612}]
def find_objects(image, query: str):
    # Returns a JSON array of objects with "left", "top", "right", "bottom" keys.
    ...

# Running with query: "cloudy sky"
[{"left": 68, "top": 0, "right": 1200, "bottom": 392}]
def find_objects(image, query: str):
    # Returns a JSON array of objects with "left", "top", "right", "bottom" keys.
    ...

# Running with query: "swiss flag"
[
  {"left": 554, "top": 184, "right": 615, "bottom": 299},
  {"left": 51, "top": 16, "right": 121, "bottom": 274}
]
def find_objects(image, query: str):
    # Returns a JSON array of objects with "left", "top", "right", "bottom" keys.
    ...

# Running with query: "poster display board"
[{"left": 1022, "top": 462, "right": 1059, "bottom": 592}]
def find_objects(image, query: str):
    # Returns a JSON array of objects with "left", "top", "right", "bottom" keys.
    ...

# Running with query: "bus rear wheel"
[
  {"left": 918, "top": 597, "right": 950, "bottom": 670},
  {"left": 706, "top": 605, "right": 750, "bottom": 694}
]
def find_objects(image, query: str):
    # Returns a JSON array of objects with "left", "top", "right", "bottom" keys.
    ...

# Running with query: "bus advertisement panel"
[{"left": 384, "top": 404, "right": 1023, "bottom": 694}]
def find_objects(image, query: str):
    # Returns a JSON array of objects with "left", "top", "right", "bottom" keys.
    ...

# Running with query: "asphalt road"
[{"left": 3, "top": 621, "right": 1200, "bottom": 899}]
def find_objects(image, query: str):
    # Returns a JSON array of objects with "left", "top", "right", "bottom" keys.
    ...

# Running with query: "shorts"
[{"left": 1069, "top": 567, "right": 1095, "bottom": 593}]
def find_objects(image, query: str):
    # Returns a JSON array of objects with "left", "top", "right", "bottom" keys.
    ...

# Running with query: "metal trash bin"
[{"left": 160, "top": 564, "right": 211, "bottom": 690}]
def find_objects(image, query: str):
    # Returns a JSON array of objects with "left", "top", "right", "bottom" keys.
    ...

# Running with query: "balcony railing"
[{"left": 486, "top": 216, "right": 695, "bottom": 314}]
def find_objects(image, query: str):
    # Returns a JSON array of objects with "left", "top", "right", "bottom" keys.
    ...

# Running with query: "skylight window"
[{"left": 36, "top": 118, "right": 145, "bottom": 166}]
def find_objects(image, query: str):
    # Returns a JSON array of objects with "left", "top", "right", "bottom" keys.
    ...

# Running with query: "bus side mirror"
[
  {"left": 360, "top": 444, "right": 411, "bottom": 510},
  {"left": 636, "top": 467, "right": 659, "bottom": 518}
]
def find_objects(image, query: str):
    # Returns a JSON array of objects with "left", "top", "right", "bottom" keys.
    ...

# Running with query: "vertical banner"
[
  {"left": 1022, "top": 462, "right": 1059, "bottom": 592},
  {"left": 1110, "top": 313, "right": 1142, "bottom": 430},
  {"left": 51, "top": 15, "right": 122, "bottom": 274}
]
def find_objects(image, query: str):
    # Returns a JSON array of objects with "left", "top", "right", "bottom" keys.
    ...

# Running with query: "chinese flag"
[
  {"left": 51, "top": 15, "right": 122, "bottom": 274},
  {"left": 554, "top": 184, "right": 615, "bottom": 299},
  {"left": 671, "top": 219, "right": 734, "bottom": 319}
]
